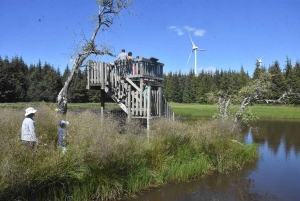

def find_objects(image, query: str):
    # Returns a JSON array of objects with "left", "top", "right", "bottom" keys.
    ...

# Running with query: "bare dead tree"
[
  {"left": 218, "top": 97, "right": 230, "bottom": 120},
  {"left": 234, "top": 97, "right": 251, "bottom": 123},
  {"left": 57, "top": 0, "right": 133, "bottom": 115},
  {"left": 216, "top": 72, "right": 300, "bottom": 125},
  {"left": 260, "top": 88, "right": 300, "bottom": 104}
]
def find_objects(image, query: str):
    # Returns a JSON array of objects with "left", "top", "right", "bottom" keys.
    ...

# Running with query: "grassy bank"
[
  {"left": 170, "top": 103, "right": 300, "bottom": 120},
  {"left": 0, "top": 104, "right": 258, "bottom": 200}
]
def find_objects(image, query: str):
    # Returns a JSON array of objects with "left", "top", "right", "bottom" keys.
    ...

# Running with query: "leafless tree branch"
[{"left": 57, "top": 0, "right": 133, "bottom": 115}]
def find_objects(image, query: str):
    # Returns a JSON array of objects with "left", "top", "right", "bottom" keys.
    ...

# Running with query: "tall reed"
[{"left": 0, "top": 104, "right": 258, "bottom": 200}]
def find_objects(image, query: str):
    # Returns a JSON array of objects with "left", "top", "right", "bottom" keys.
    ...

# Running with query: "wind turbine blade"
[
  {"left": 186, "top": 50, "right": 193, "bottom": 67},
  {"left": 253, "top": 54, "right": 259, "bottom": 61},
  {"left": 188, "top": 32, "right": 196, "bottom": 47},
  {"left": 260, "top": 56, "right": 265, "bottom": 60}
]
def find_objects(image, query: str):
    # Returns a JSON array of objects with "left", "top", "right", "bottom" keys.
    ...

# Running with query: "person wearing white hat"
[
  {"left": 57, "top": 120, "right": 70, "bottom": 154},
  {"left": 21, "top": 107, "right": 38, "bottom": 149}
]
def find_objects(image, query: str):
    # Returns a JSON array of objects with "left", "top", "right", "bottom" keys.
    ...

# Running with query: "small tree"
[
  {"left": 214, "top": 72, "right": 272, "bottom": 125},
  {"left": 57, "top": 0, "right": 133, "bottom": 114}
]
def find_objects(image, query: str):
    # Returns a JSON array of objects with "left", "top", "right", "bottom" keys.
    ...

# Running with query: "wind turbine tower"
[
  {"left": 186, "top": 32, "right": 205, "bottom": 75},
  {"left": 254, "top": 55, "right": 264, "bottom": 68}
]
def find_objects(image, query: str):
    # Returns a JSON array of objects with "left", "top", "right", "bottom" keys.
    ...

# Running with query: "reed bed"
[{"left": 0, "top": 104, "right": 258, "bottom": 200}]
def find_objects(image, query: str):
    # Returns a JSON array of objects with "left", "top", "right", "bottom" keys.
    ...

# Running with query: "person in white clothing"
[{"left": 21, "top": 107, "right": 38, "bottom": 149}]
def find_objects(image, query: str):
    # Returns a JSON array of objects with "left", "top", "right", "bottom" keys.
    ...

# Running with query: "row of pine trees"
[
  {"left": 0, "top": 56, "right": 100, "bottom": 103},
  {"left": 164, "top": 57, "right": 300, "bottom": 104},
  {"left": 1, "top": 55, "right": 300, "bottom": 104}
]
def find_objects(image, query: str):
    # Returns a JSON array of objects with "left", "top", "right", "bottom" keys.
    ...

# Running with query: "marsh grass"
[{"left": 0, "top": 104, "right": 258, "bottom": 200}]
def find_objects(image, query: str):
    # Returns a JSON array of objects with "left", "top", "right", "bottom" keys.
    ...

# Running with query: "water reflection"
[
  {"left": 122, "top": 155, "right": 273, "bottom": 201},
  {"left": 246, "top": 120, "right": 300, "bottom": 201},
  {"left": 251, "top": 120, "right": 300, "bottom": 157},
  {"left": 123, "top": 120, "right": 300, "bottom": 201}
]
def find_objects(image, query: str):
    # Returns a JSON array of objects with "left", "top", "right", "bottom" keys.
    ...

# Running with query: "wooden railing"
[
  {"left": 86, "top": 60, "right": 173, "bottom": 120},
  {"left": 114, "top": 57, "right": 164, "bottom": 79}
]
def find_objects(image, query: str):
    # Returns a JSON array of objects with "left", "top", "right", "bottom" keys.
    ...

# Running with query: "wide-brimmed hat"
[
  {"left": 59, "top": 120, "right": 69, "bottom": 127},
  {"left": 25, "top": 107, "right": 37, "bottom": 116}
]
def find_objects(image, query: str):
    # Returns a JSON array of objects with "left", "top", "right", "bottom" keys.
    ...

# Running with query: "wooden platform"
[{"left": 86, "top": 57, "right": 173, "bottom": 120}]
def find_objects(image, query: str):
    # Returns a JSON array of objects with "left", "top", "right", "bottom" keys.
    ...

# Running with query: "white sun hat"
[
  {"left": 59, "top": 120, "right": 69, "bottom": 127},
  {"left": 25, "top": 107, "right": 37, "bottom": 116}
]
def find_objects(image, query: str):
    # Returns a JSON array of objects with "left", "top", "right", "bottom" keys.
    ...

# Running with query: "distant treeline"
[
  {"left": 1, "top": 55, "right": 300, "bottom": 104},
  {"left": 0, "top": 56, "right": 100, "bottom": 103},
  {"left": 164, "top": 57, "right": 300, "bottom": 104}
]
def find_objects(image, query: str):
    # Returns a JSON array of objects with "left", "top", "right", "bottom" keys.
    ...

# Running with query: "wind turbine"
[
  {"left": 253, "top": 55, "right": 264, "bottom": 68},
  {"left": 186, "top": 32, "right": 205, "bottom": 75}
]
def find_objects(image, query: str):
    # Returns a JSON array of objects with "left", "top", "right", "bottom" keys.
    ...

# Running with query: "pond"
[{"left": 122, "top": 120, "right": 300, "bottom": 201}]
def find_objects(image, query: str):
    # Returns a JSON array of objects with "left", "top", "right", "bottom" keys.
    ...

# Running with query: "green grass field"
[
  {"left": 249, "top": 105, "right": 300, "bottom": 119},
  {"left": 1, "top": 102, "right": 300, "bottom": 120},
  {"left": 169, "top": 103, "right": 300, "bottom": 120}
]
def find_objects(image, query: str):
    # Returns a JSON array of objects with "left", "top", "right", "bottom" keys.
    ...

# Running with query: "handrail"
[
  {"left": 114, "top": 58, "right": 164, "bottom": 79},
  {"left": 86, "top": 60, "right": 173, "bottom": 120}
]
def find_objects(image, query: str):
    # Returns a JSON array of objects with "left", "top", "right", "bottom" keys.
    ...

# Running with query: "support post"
[
  {"left": 147, "top": 86, "right": 151, "bottom": 141},
  {"left": 100, "top": 62, "right": 105, "bottom": 89},
  {"left": 101, "top": 89, "right": 105, "bottom": 122},
  {"left": 158, "top": 87, "right": 162, "bottom": 117},
  {"left": 140, "top": 78, "right": 144, "bottom": 116},
  {"left": 128, "top": 85, "right": 132, "bottom": 122},
  {"left": 86, "top": 60, "right": 90, "bottom": 89}
]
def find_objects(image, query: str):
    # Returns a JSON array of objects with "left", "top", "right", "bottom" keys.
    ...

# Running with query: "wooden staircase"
[{"left": 86, "top": 57, "right": 173, "bottom": 119}]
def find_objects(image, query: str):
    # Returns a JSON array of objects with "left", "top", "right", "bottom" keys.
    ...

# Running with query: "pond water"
[{"left": 123, "top": 120, "right": 300, "bottom": 201}]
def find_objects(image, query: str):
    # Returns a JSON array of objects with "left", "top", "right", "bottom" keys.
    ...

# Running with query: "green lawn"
[
  {"left": 169, "top": 103, "right": 300, "bottom": 120},
  {"left": 169, "top": 103, "right": 218, "bottom": 117},
  {"left": 1, "top": 102, "right": 300, "bottom": 120},
  {"left": 249, "top": 105, "right": 300, "bottom": 119}
]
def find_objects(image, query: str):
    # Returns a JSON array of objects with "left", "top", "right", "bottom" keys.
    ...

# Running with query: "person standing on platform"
[
  {"left": 115, "top": 49, "right": 128, "bottom": 76},
  {"left": 127, "top": 51, "right": 133, "bottom": 75}
]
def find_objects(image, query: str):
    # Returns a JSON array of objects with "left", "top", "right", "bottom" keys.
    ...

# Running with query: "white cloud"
[
  {"left": 168, "top": 26, "right": 178, "bottom": 29},
  {"left": 169, "top": 25, "right": 206, "bottom": 37},
  {"left": 194, "top": 29, "right": 206, "bottom": 36},
  {"left": 184, "top": 25, "right": 195, "bottom": 32},
  {"left": 168, "top": 26, "right": 184, "bottom": 36}
]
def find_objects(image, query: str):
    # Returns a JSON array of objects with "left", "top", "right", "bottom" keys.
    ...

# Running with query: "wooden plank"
[
  {"left": 91, "top": 62, "right": 94, "bottom": 84},
  {"left": 156, "top": 90, "right": 159, "bottom": 116},
  {"left": 98, "top": 63, "right": 101, "bottom": 84},
  {"left": 86, "top": 60, "right": 90, "bottom": 89},
  {"left": 100, "top": 62, "right": 104, "bottom": 89},
  {"left": 158, "top": 87, "right": 162, "bottom": 117},
  {"left": 147, "top": 81, "right": 164, "bottom": 87},
  {"left": 131, "top": 90, "right": 135, "bottom": 115},
  {"left": 105, "top": 86, "right": 128, "bottom": 113},
  {"left": 125, "top": 78, "right": 142, "bottom": 92},
  {"left": 105, "top": 63, "right": 108, "bottom": 86},
  {"left": 147, "top": 86, "right": 151, "bottom": 141},
  {"left": 143, "top": 88, "right": 147, "bottom": 117},
  {"left": 101, "top": 89, "right": 105, "bottom": 120},
  {"left": 134, "top": 90, "right": 137, "bottom": 115},
  {"left": 128, "top": 85, "right": 131, "bottom": 121},
  {"left": 140, "top": 78, "right": 144, "bottom": 116}
]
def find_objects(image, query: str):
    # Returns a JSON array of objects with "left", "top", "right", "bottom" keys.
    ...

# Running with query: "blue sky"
[{"left": 1, "top": 0, "right": 299, "bottom": 76}]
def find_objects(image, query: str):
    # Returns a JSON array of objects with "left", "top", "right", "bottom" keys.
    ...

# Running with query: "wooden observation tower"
[{"left": 86, "top": 57, "right": 173, "bottom": 121}]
